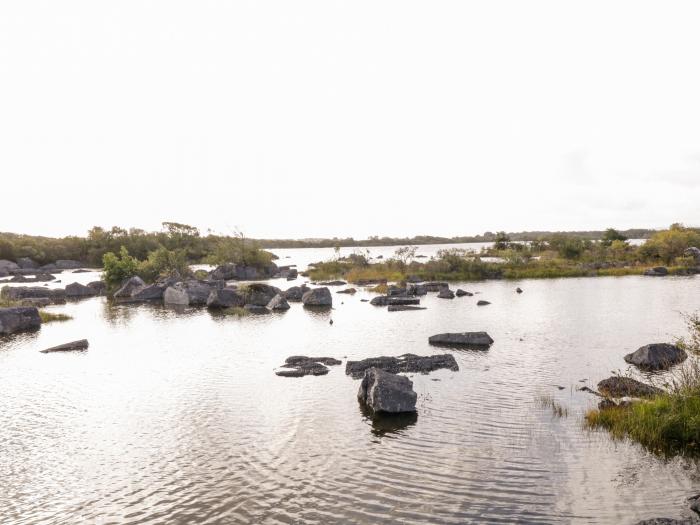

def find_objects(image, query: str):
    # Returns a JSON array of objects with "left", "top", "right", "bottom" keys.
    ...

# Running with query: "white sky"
[{"left": 1, "top": 1, "right": 700, "bottom": 239}]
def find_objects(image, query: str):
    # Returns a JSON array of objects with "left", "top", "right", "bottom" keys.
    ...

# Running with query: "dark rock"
[
  {"left": 357, "top": 368, "right": 417, "bottom": 414},
  {"left": 8, "top": 273, "right": 55, "bottom": 283},
  {"left": 437, "top": 289, "right": 455, "bottom": 299},
  {"left": 163, "top": 285, "right": 189, "bottom": 305},
  {"left": 644, "top": 266, "right": 669, "bottom": 276},
  {"left": 87, "top": 281, "right": 106, "bottom": 295},
  {"left": 337, "top": 288, "right": 357, "bottom": 294},
  {"left": 516, "top": 287, "right": 523, "bottom": 293},
  {"left": 165, "top": 280, "right": 217, "bottom": 306},
  {"left": 387, "top": 305, "right": 427, "bottom": 312},
  {"left": 1, "top": 286, "right": 65, "bottom": 302},
  {"left": 387, "top": 285, "right": 407, "bottom": 296},
  {"left": 284, "top": 285, "right": 309, "bottom": 302},
  {"left": 130, "top": 284, "right": 165, "bottom": 301},
  {"left": 370, "top": 296, "right": 420, "bottom": 306},
  {"left": 267, "top": 294, "right": 290, "bottom": 311},
  {"left": 346, "top": 353, "right": 459, "bottom": 378},
  {"left": 241, "top": 283, "right": 282, "bottom": 306},
  {"left": 0, "top": 260, "right": 20, "bottom": 273},
  {"left": 319, "top": 280, "right": 346, "bottom": 286},
  {"left": 597, "top": 376, "right": 662, "bottom": 398},
  {"left": 407, "top": 284, "right": 427, "bottom": 296},
  {"left": 597, "top": 398, "right": 619, "bottom": 410},
  {"left": 477, "top": 300, "right": 491, "bottom": 306},
  {"left": 624, "top": 343, "right": 687, "bottom": 371},
  {"left": 0, "top": 307, "right": 41, "bottom": 334},
  {"left": 65, "top": 282, "right": 99, "bottom": 298},
  {"left": 209, "top": 262, "right": 278, "bottom": 281},
  {"left": 18, "top": 297, "right": 51, "bottom": 307},
  {"left": 244, "top": 304, "right": 270, "bottom": 314},
  {"left": 429, "top": 332, "right": 494, "bottom": 347},
  {"left": 455, "top": 289, "right": 472, "bottom": 297},
  {"left": 114, "top": 276, "right": 146, "bottom": 298},
  {"left": 424, "top": 282, "right": 449, "bottom": 292},
  {"left": 207, "top": 288, "right": 245, "bottom": 309},
  {"left": 355, "top": 278, "right": 387, "bottom": 286},
  {"left": 15, "top": 257, "right": 39, "bottom": 269},
  {"left": 302, "top": 287, "right": 332, "bottom": 307},
  {"left": 275, "top": 356, "right": 342, "bottom": 377},
  {"left": 40, "top": 339, "right": 89, "bottom": 353}
]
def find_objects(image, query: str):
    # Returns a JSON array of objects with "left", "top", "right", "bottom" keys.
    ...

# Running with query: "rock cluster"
[
  {"left": 275, "top": 356, "right": 342, "bottom": 377},
  {"left": 345, "top": 353, "right": 459, "bottom": 379}
]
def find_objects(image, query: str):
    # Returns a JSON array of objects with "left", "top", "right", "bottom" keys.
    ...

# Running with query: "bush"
[
  {"left": 137, "top": 247, "right": 191, "bottom": 282},
  {"left": 102, "top": 247, "right": 139, "bottom": 285}
]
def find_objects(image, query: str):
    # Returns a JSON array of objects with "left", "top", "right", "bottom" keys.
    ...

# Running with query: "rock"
[
  {"left": 114, "top": 276, "right": 146, "bottom": 298},
  {"left": 18, "top": 298, "right": 51, "bottom": 307},
  {"left": 87, "top": 281, "right": 106, "bottom": 295},
  {"left": 644, "top": 266, "right": 669, "bottom": 276},
  {"left": 40, "top": 260, "right": 85, "bottom": 271},
  {"left": 241, "top": 283, "right": 282, "bottom": 306},
  {"left": 319, "top": 280, "right": 346, "bottom": 286},
  {"left": 175, "top": 280, "right": 217, "bottom": 306},
  {"left": 207, "top": 287, "right": 245, "bottom": 309},
  {"left": 357, "top": 368, "right": 417, "bottom": 414},
  {"left": 337, "top": 288, "right": 357, "bottom": 294},
  {"left": 1, "top": 286, "right": 66, "bottom": 302},
  {"left": 387, "top": 285, "right": 407, "bottom": 296},
  {"left": 624, "top": 343, "right": 687, "bottom": 371},
  {"left": 424, "top": 282, "right": 449, "bottom": 292},
  {"left": 346, "top": 353, "right": 459, "bottom": 378},
  {"left": 8, "top": 273, "right": 55, "bottom": 283},
  {"left": 15, "top": 257, "right": 39, "bottom": 269},
  {"left": 370, "top": 296, "right": 420, "bottom": 306},
  {"left": 387, "top": 305, "right": 427, "bottom": 311},
  {"left": 267, "top": 294, "right": 290, "bottom": 311},
  {"left": 40, "top": 339, "right": 89, "bottom": 353},
  {"left": 428, "top": 332, "right": 494, "bottom": 347},
  {"left": 516, "top": 287, "right": 523, "bottom": 293},
  {"left": 244, "top": 304, "right": 270, "bottom": 314},
  {"left": 302, "top": 287, "right": 332, "bottom": 307},
  {"left": 65, "top": 282, "right": 99, "bottom": 298},
  {"left": 278, "top": 267, "right": 298, "bottom": 279},
  {"left": 130, "top": 284, "right": 165, "bottom": 301},
  {"left": 164, "top": 285, "right": 189, "bottom": 306},
  {"left": 0, "top": 260, "right": 20, "bottom": 273},
  {"left": 284, "top": 285, "right": 309, "bottom": 302},
  {"left": 455, "top": 289, "right": 472, "bottom": 297},
  {"left": 0, "top": 307, "right": 41, "bottom": 334},
  {"left": 597, "top": 376, "right": 662, "bottom": 398},
  {"left": 407, "top": 284, "right": 427, "bottom": 296},
  {"left": 597, "top": 398, "right": 619, "bottom": 410},
  {"left": 209, "top": 262, "right": 278, "bottom": 281},
  {"left": 275, "top": 356, "right": 342, "bottom": 377},
  {"left": 437, "top": 289, "right": 455, "bottom": 299},
  {"left": 477, "top": 300, "right": 491, "bottom": 306}
]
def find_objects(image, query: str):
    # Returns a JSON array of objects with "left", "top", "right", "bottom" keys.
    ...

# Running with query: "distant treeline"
[{"left": 0, "top": 224, "right": 663, "bottom": 266}]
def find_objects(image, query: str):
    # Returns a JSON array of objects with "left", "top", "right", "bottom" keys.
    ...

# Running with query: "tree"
[
  {"left": 494, "top": 232, "right": 511, "bottom": 250},
  {"left": 102, "top": 246, "right": 139, "bottom": 285},
  {"left": 602, "top": 228, "right": 628, "bottom": 247}
]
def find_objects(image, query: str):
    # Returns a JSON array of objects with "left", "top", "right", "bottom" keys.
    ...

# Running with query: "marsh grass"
[
  {"left": 38, "top": 311, "right": 73, "bottom": 323},
  {"left": 536, "top": 394, "right": 569, "bottom": 418},
  {"left": 222, "top": 306, "right": 249, "bottom": 317}
]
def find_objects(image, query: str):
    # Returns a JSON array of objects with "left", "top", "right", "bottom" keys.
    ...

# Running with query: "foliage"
[
  {"left": 102, "top": 247, "right": 140, "bottom": 286},
  {"left": 638, "top": 224, "right": 700, "bottom": 264},
  {"left": 137, "top": 247, "right": 191, "bottom": 282},
  {"left": 602, "top": 228, "right": 628, "bottom": 246},
  {"left": 39, "top": 311, "right": 73, "bottom": 323}
]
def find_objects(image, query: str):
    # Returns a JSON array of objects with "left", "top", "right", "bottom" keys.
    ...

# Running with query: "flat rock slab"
[
  {"left": 387, "top": 305, "right": 427, "bottom": 312},
  {"left": 597, "top": 376, "right": 662, "bottom": 398},
  {"left": 429, "top": 332, "right": 494, "bottom": 347},
  {"left": 276, "top": 356, "right": 342, "bottom": 377},
  {"left": 40, "top": 339, "right": 89, "bottom": 353},
  {"left": 346, "top": 353, "right": 459, "bottom": 379},
  {"left": 477, "top": 300, "right": 491, "bottom": 306},
  {"left": 624, "top": 343, "right": 687, "bottom": 371},
  {"left": 358, "top": 368, "right": 417, "bottom": 414},
  {"left": 370, "top": 296, "right": 420, "bottom": 306}
]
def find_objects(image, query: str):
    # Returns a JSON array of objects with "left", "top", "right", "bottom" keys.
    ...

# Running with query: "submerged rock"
[
  {"left": 624, "top": 343, "right": 687, "bottom": 371},
  {"left": 40, "top": 339, "right": 89, "bottom": 353},
  {"left": 387, "top": 305, "right": 427, "bottom": 312},
  {"left": 429, "top": 332, "right": 494, "bottom": 347},
  {"left": 0, "top": 307, "right": 41, "bottom": 334},
  {"left": 302, "top": 287, "right": 332, "bottom": 306},
  {"left": 370, "top": 296, "right": 420, "bottom": 306},
  {"left": 336, "top": 288, "right": 357, "bottom": 294},
  {"left": 516, "top": 287, "right": 523, "bottom": 293},
  {"left": 346, "top": 353, "right": 459, "bottom": 379},
  {"left": 437, "top": 288, "right": 455, "bottom": 299},
  {"left": 455, "top": 289, "right": 472, "bottom": 297},
  {"left": 275, "top": 356, "right": 342, "bottom": 377},
  {"left": 597, "top": 376, "right": 662, "bottom": 398},
  {"left": 477, "top": 300, "right": 491, "bottom": 306},
  {"left": 358, "top": 368, "right": 417, "bottom": 414}
]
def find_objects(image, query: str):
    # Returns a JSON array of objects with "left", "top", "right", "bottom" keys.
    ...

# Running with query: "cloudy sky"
[{"left": 1, "top": 1, "right": 699, "bottom": 239}]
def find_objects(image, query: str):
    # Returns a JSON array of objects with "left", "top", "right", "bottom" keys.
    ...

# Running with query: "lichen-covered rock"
[
  {"left": 429, "top": 332, "right": 494, "bottom": 347},
  {"left": 302, "top": 287, "right": 332, "bottom": 307},
  {"left": 357, "top": 368, "right": 417, "bottom": 414},
  {"left": 597, "top": 376, "right": 662, "bottom": 398},
  {"left": 0, "top": 307, "right": 41, "bottom": 334},
  {"left": 624, "top": 343, "right": 687, "bottom": 371}
]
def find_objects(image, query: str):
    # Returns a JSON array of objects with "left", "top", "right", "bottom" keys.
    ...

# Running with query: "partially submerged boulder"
[
  {"left": 407, "top": 284, "right": 427, "bottom": 296},
  {"left": 40, "top": 339, "right": 89, "bottom": 353},
  {"left": 358, "top": 368, "right": 417, "bottom": 414},
  {"left": 424, "top": 282, "right": 449, "bottom": 292},
  {"left": 597, "top": 376, "right": 662, "bottom": 398},
  {"left": 370, "top": 296, "right": 420, "bottom": 306},
  {"left": 0, "top": 307, "right": 41, "bottom": 334},
  {"left": 477, "top": 300, "right": 491, "bottom": 306},
  {"left": 346, "top": 353, "right": 459, "bottom": 379},
  {"left": 206, "top": 288, "right": 245, "bottom": 309},
  {"left": 267, "top": 294, "right": 290, "bottom": 311},
  {"left": 114, "top": 276, "right": 146, "bottom": 298},
  {"left": 337, "top": 288, "right": 357, "bottom": 294},
  {"left": 387, "top": 305, "right": 427, "bottom": 312},
  {"left": 164, "top": 280, "right": 217, "bottom": 306},
  {"left": 241, "top": 283, "right": 281, "bottom": 306},
  {"left": 437, "top": 289, "right": 455, "bottom": 299},
  {"left": 302, "top": 287, "right": 332, "bottom": 307},
  {"left": 130, "top": 284, "right": 165, "bottom": 301},
  {"left": 15, "top": 257, "right": 39, "bottom": 269},
  {"left": 429, "top": 332, "right": 494, "bottom": 347},
  {"left": 455, "top": 289, "right": 472, "bottom": 297},
  {"left": 319, "top": 280, "right": 346, "bottom": 286},
  {"left": 163, "top": 285, "right": 189, "bottom": 306},
  {"left": 275, "top": 356, "right": 342, "bottom": 377},
  {"left": 65, "top": 282, "right": 99, "bottom": 298},
  {"left": 624, "top": 343, "right": 687, "bottom": 371}
]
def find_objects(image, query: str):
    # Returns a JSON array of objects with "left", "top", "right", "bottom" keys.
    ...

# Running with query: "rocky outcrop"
[
  {"left": 302, "top": 287, "right": 332, "bottom": 307},
  {"left": 16, "top": 257, "right": 39, "bottom": 269},
  {"left": 40, "top": 339, "right": 89, "bottom": 353},
  {"left": 0, "top": 307, "right": 41, "bottom": 334},
  {"left": 357, "top": 368, "right": 417, "bottom": 414},
  {"left": 114, "top": 276, "right": 146, "bottom": 298},
  {"left": 275, "top": 356, "right": 342, "bottom": 377},
  {"left": 346, "top": 353, "right": 459, "bottom": 378},
  {"left": 0, "top": 260, "right": 20, "bottom": 274},
  {"left": 424, "top": 282, "right": 449, "bottom": 292},
  {"left": 206, "top": 288, "right": 245, "bottom": 309},
  {"left": 387, "top": 305, "right": 427, "bottom": 311},
  {"left": 437, "top": 289, "right": 455, "bottom": 299},
  {"left": 163, "top": 285, "right": 189, "bottom": 305},
  {"left": 267, "top": 294, "right": 291, "bottom": 311},
  {"left": 644, "top": 266, "right": 669, "bottom": 277},
  {"left": 65, "top": 282, "right": 99, "bottom": 298},
  {"left": 624, "top": 343, "right": 687, "bottom": 371},
  {"left": 429, "top": 332, "right": 494, "bottom": 347},
  {"left": 164, "top": 280, "right": 218, "bottom": 306},
  {"left": 477, "top": 300, "right": 491, "bottom": 306},
  {"left": 241, "top": 283, "right": 282, "bottom": 306},
  {"left": 597, "top": 376, "right": 662, "bottom": 398},
  {"left": 370, "top": 296, "right": 420, "bottom": 306},
  {"left": 1, "top": 286, "right": 66, "bottom": 303},
  {"left": 284, "top": 285, "right": 309, "bottom": 302},
  {"left": 209, "top": 262, "right": 278, "bottom": 281}
]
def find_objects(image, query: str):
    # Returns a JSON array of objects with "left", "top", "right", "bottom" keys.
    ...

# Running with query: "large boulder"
[
  {"left": 65, "top": 282, "right": 99, "bottom": 298},
  {"left": 130, "top": 284, "right": 165, "bottom": 301},
  {"left": 114, "top": 276, "right": 146, "bottom": 298},
  {"left": 284, "top": 285, "right": 309, "bottom": 302},
  {"left": 0, "top": 260, "right": 20, "bottom": 274},
  {"left": 16, "top": 257, "right": 39, "bottom": 269},
  {"left": 267, "top": 294, "right": 290, "bottom": 311},
  {"left": 429, "top": 332, "right": 494, "bottom": 347},
  {"left": 437, "top": 289, "right": 455, "bottom": 299},
  {"left": 164, "top": 280, "right": 218, "bottom": 306},
  {"left": 207, "top": 288, "right": 245, "bottom": 309},
  {"left": 1, "top": 286, "right": 66, "bottom": 302},
  {"left": 302, "top": 287, "right": 332, "bottom": 307},
  {"left": 597, "top": 376, "right": 662, "bottom": 398},
  {"left": 346, "top": 353, "right": 459, "bottom": 378},
  {"left": 163, "top": 285, "right": 189, "bottom": 306},
  {"left": 241, "top": 283, "right": 281, "bottom": 306},
  {"left": 0, "top": 307, "right": 41, "bottom": 334},
  {"left": 624, "top": 343, "right": 687, "bottom": 371},
  {"left": 407, "top": 284, "right": 427, "bottom": 296},
  {"left": 87, "top": 281, "right": 106, "bottom": 295},
  {"left": 357, "top": 368, "right": 417, "bottom": 414}
]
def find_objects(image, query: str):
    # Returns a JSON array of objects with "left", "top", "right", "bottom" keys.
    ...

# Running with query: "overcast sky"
[{"left": 1, "top": 1, "right": 699, "bottom": 239}]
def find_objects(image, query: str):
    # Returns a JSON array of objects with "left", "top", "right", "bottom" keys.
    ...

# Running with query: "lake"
[{"left": 1, "top": 245, "right": 697, "bottom": 524}]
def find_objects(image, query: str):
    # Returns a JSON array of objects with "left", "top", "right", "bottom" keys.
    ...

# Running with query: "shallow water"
[{"left": 2, "top": 270, "right": 699, "bottom": 524}]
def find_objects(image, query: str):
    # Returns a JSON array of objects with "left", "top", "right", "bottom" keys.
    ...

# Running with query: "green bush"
[
  {"left": 137, "top": 247, "right": 191, "bottom": 282},
  {"left": 102, "top": 247, "right": 139, "bottom": 285}
]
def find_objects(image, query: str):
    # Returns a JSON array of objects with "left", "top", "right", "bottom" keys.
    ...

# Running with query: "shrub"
[{"left": 102, "top": 246, "right": 139, "bottom": 286}]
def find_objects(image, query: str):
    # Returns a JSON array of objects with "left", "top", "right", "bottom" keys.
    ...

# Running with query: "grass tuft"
[{"left": 536, "top": 394, "right": 569, "bottom": 418}]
